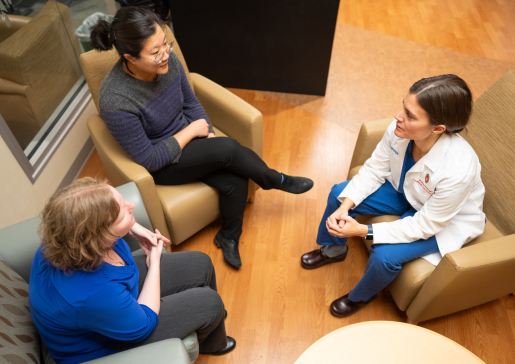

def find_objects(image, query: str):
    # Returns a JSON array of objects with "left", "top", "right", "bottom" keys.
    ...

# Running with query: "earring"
[{"left": 431, "top": 132, "right": 434, "bottom": 134}]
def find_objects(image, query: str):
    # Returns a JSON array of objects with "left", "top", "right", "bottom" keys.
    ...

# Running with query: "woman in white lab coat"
[{"left": 301, "top": 74, "right": 486, "bottom": 318}]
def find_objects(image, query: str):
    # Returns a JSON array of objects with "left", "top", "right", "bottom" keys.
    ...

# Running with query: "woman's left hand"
[
  {"left": 129, "top": 223, "right": 170, "bottom": 252},
  {"left": 207, "top": 133, "right": 215, "bottom": 138},
  {"left": 326, "top": 215, "right": 368, "bottom": 239}
]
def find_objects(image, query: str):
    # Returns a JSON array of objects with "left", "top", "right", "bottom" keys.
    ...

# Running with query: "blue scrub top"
[
  {"left": 29, "top": 238, "right": 158, "bottom": 364},
  {"left": 398, "top": 140, "right": 416, "bottom": 198}
]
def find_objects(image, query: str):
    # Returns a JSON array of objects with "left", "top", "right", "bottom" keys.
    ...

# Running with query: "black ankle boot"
[
  {"left": 214, "top": 231, "right": 242, "bottom": 269},
  {"left": 276, "top": 174, "right": 314, "bottom": 194},
  {"left": 201, "top": 336, "right": 236, "bottom": 356}
]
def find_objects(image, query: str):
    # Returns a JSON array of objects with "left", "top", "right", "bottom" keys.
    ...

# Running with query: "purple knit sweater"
[{"left": 99, "top": 53, "right": 214, "bottom": 172}]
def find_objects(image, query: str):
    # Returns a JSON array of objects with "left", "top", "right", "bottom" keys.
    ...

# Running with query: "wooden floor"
[
  {"left": 78, "top": 1, "right": 515, "bottom": 363},
  {"left": 339, "top": 0, "right": 515, "bottom": 64}
]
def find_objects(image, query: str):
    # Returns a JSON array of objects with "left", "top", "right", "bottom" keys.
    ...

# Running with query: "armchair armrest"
[
  {"left": 87, "top": 114, "right": 171, "bottom": 242},
  {"left": 348, "top": 118, "right": 392, "bottom": 178},
  {"left": 0, "top": 15, "right": 31, "bottom": 43},
  {"left": 0, "top": 77, "right": 45, "bottom": 127},
  {"left": 0, "top": 77, "right": 30, "bottom": 95},
  {"left": 406, "top": 234, "right": 515, "bottom": 323},
  {"left": 190, "top": 72, "right": 263, "bottom": 158},
  {"left": 83, "top": 338, "right": 191, "bottom": 364}
]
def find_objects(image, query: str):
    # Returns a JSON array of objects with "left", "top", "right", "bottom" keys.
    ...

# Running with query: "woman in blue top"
[
  {"left": 29, "top": 178, "right": 235, "bottom": 364},
  {"left": 89, "top": 7, "right": 313, "bottom": 270},
  {"left": 300, "top": 75, "right": 485, "bottom": 317}
]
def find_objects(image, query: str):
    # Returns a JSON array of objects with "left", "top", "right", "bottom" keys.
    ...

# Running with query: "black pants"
[
  {"left": 151, "top": 137, "right": 282, "bottom": 241},
  {"left": 119, "top": 252, "right": 227, "bottom": 353}
]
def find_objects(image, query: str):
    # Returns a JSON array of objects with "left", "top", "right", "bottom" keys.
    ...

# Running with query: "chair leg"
[{"left": 406, "top": 317, "right": 418, "bottom": 325}]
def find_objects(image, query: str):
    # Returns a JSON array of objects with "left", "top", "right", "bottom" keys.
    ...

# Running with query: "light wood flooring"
[{"left": 78, "top": 1, "right": 515, "bottom": 362}]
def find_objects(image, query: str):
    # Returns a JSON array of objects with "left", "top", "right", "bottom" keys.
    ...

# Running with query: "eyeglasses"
[{"left": 145, "top": 40, "right": 174, "bottom": 64}]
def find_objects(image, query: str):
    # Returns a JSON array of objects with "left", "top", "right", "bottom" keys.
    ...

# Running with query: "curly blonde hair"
[{"left": 38, "top": 178, "right": 120, "bottom": 271}]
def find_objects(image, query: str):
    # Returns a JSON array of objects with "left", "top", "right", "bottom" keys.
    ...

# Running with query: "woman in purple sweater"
[{"left": 90, "top": 7, "right": 313, "bottom": 269}]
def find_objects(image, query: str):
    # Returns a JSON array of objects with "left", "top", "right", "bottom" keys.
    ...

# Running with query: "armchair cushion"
[
  {"left": 158, "top": 182, "right": 220, "bottom": 245},
  {"left": 0, "top": 255, "right": 40, "bottom": 364},
  {"left": 462, "top": 70, "right": 515, "bottom": 236}
]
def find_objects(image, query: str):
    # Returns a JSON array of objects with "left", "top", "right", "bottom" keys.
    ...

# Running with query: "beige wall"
[{"left": 0, "top": 100, "right": 97, "bottom": 229}]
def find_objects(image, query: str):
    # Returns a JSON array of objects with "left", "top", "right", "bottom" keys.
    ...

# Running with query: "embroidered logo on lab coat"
[
  {"left": 425, "top": 174, "right": 430, "bottom": 183},
  {"left": 413, "top": 179, "right": 434, "bottom": 195}
]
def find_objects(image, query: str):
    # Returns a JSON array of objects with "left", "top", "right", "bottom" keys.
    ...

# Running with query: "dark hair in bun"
[
  {"left": 89, "top": 7, "right": 163, "bottom": 73},
  {"left": 89, "top": 20, "right": 113, "bottom": 51},
  {"left": 409, "top": 74, "right": 473, "bottom": 135}
]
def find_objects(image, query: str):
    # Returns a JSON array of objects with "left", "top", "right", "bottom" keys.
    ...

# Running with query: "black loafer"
[
  {"left": 330, "top": 294, "right": 376, "bottom": 318},
  {"left": 214, "top": 231, "right": 242, "bottom": 269},
  {"left": 276, "top": 175, "right": 314, "bottom": 194},
  {"left": 301, "top": 246, "right": 348, "bottom": 270},
  {"left": 203, "top": 336, "right": 236, "bottom": 356}
]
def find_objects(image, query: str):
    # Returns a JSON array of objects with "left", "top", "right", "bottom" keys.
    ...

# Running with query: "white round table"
[{"left": 295, "top": 321, "right": 485, "bottom": 364}]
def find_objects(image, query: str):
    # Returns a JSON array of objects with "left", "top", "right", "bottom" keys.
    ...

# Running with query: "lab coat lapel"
[{"left": 405, "top": 133, "right": 451, "bottom": 178}]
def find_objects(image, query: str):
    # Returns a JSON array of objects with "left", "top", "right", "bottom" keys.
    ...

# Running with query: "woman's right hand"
[
  {"left": 146, "top": 229, "right": 165, "bottom": 269},
  {"left": 188, "top": 119, "right": 210, "bottom": 138}
]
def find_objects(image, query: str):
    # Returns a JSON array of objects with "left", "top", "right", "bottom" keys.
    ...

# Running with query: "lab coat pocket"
[{"left": 410, "top": 178, "right": 433, "bottom": 205}]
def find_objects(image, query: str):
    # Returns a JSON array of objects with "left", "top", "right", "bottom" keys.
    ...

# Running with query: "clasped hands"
[
  {"left": 129, "top": 222, "right": 170, "bottom": 256},
  {"left": 326, "top": 207, "right": 368, "bottom": 239},
  {"left": 189, "top": 119, "right": 215, "bottom": 139}
]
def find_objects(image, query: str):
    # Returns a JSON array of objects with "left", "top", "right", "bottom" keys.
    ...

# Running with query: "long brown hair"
[
  {"left": 38, "top": 178, "right": 120, "bottom": 271},
  {"left": 410, "top": 74, "right": 473, "bottom": 134}
]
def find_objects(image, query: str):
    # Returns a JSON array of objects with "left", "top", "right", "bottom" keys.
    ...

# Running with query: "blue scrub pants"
[{"left": 317, "top": 180, "right": 439, "bottom": 302}]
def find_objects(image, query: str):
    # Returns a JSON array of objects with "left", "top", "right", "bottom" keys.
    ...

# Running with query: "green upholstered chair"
[{"left": 0, "top": 182, "right": 196, "bottom": 363}]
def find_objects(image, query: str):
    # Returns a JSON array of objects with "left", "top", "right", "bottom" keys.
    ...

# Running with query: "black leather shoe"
[
  {"left": 301, "top": 246, "right": 348, "bottom": 270},
  {"left": 330, "top": 294, "right": 377, "bottom": 318},
  {"left": 276, "top": 175, "right": 314, "bottom": 194},
  {"left": 214, "top": 232, "right": 242, "bottom": 269},
  {"left": 203, "top": 337, "right": 236, "bottom": 356}
]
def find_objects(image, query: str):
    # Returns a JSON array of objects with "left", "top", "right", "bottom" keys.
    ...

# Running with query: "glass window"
[{"left": 0, "top": 0, "right": 118, "bottom": 182}]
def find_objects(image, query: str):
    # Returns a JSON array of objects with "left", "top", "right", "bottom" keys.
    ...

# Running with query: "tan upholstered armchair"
[
  {"left": 349, "top": 70, "right": 515, "bottom": 324},
  {"left": 0, "top": 1, "right": 82, "bottom": 149},
  {"left": 80, "top": 26, "right": 263, "bottom": 247}
]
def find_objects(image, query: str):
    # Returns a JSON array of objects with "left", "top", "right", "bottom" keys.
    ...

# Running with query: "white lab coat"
[{"left": 339, "top": 120, "right": 486, "bottom": 265}]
